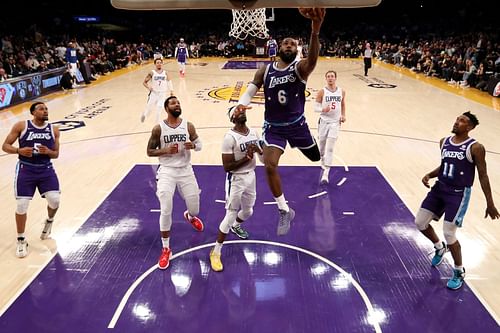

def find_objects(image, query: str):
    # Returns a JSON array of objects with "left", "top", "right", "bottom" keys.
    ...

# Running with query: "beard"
[
  {"left": 279, "top": 49, "right": 297, "bottom": 64},
  {"left": 171, "top": 110, "right": 182, "bottom": 118}
]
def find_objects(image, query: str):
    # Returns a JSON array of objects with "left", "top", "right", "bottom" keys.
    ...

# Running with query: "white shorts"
[
  {"left": 147, "top": 91, "right": 167, "bottom": 110},
  {"left": 68, "top": 62, "right": 78, "bottom": 77},
  {"left": 318, "top": 119, "right": 339, "bottom": 139},
  {"left": 225, "top": 171, "right": 256, "bottom": 211},
  {"left": 156, "top": 165, "right": 200, "bottom": 199}
]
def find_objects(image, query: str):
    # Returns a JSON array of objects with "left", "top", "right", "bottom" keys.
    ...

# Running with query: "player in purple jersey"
[
  {"left": 267, "top": 36, "right": 278, "bottom": 61},
  {"left": 235, "top": 8, "right": 325, "bottom": 236},
  {"left": 175, "top": 38, "right": 189, "bottom": 77},
  {"left": 2, "top": 102, "right": 61, "bottom": 258},
  {"left": 414, "top": 112, "right": 499, "bottom": 290}
]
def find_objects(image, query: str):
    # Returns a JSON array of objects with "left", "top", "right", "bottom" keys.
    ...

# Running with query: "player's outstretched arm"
[
  {"left": 298, "top": 8, "right": 325, "bottom": 79},
  {"left": 236, "top": 65, "right": 266, "bottom": 112},
  {"left": 472, "top": 142, "right": 500, "bottom": 219}
]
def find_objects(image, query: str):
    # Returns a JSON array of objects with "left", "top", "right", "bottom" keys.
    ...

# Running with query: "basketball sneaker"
[
  {"left": 184, "top": 210, "right": 204, "bottom": 232},
  {"left": 16, "top": 238, "right": 29, "bottom": 258},
  {"left": 277, "top": 208, "right": 295, "bottom": 236},
  {"left": 447, "top": 268, "right": 465, "bottom": 290},
  {"left": 40, "top": 219, "right": 53, "bottom": 240},
  {"left": 431, "top": 242, "right": 446, "bottom": 267},
  {"left": 230, "top": 224, "right": 249, "bottom": 239},
  {"left": 158, "top": 248, "right": 172, "bottom": 270},
  {"left": 210, "top": 249, "right": 223, "bottom": 272}
]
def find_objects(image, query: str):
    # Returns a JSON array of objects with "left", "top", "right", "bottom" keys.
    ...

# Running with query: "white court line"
[
  {"left": 215, "top": 199, "right": 225, "bottom": 204},
  {"left": 343, "top": 212, "right": 355, "bottom": 215},
  {"left": 0, "top": 164, "right": 138, "bottom": 317},
  {"left": 308, "top": 191, "right": 328, "bottom": 199},
  {"left": 149, "top": 209, "right": 160, "bottom": 212},
  {"left": 337, "top": 177, "right": 347, "bottom": 186},
  {"left": 108, "top": 240, "right": 383, "bottom": 333},
  {"left": 263, "top": 201, "right": 288, "bottom": 205},
  {"left": 334, "top": 154, "right": 349, "bottom": 172}
]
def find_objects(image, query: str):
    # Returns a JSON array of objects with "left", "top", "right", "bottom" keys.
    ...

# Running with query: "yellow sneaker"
[{"left": 210, "top": 249, "right": 223, "bottom": 272}]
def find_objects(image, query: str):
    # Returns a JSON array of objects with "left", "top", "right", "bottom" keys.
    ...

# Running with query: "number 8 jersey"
[
  {"left": 263, "top": 60, "right": 306, "bottom": 125},
  {"left": 439, "top": 136, "right": 476, "bottom": 188}
]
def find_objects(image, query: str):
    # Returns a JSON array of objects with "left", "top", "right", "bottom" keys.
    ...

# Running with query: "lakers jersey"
[
  {"left": 320, "top": 86, "right": 342, "bottom": 123},
  {"left": 19, "top": 120, "right": 55, "bottom": 165},
  {"left": 263, "top": 60, "right": 306, "bottom": 125},
  {"left": 222, "top": 128, "right": 260, "bottom": 174},
  {"left": 151, "top": 70, "right": 168, "bottom": 93},
  {"left": 438, "top": 136, "right": 476, "bottom": 188},
  {"left": 158, "top": 119, "right": 191, "bottom": 168}
]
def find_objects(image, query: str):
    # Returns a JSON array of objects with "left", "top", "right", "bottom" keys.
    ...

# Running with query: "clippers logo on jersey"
[
  {"left": 269, "top": 74, "right": 296, "bottom": 88},
  {"left": 441, "top": 149, "right": 465, "bottom": 160},
  {"left": 325, "top": 95, "right": 342, "bottom": 103},
  {"left": 163, "top": 134, "right": 187, "bottom": 143},
  {"left": 239, "top": 140, "right": 259, "bottom": 152},
  {"left": 153, "top": 75, "right": 166, "bottom": 82}
]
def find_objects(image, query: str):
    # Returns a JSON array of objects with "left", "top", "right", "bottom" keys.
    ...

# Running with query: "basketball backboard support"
[{"left": 110, "top": 0, "right": 382, "bottom": 10}]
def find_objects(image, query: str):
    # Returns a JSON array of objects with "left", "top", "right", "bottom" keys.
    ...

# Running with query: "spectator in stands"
[{"left": 0, "top": 68, "right": 8, "bottom": 81}]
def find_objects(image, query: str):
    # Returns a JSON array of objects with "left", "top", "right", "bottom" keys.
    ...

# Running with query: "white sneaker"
[
  {"left": 16, "top": 239, "right": 29, "bottom": 258},
  {"left": 41, "top": 220, "right": 53, "bottom": 240}
]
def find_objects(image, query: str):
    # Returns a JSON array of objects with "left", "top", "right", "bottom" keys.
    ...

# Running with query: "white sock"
[
  {"left": 161, "top": 237, "right": 170, "bottom": 249},
  {"left": 454, "top": 265, "right": 464, "bottom": 272},
  {"left": 434, "top": 241, "right": 444, "bottom": 249},
  {"left": 18, "top": 233, "right": 25, "bottom": 239},
  {"left": 213, "top": 242, "right": 223, "bottom": 255},
  {"left": 275, "top": 194, "right": 289, "bottom": 212},
  {"left": 322, "top": 167, "right": 330, "bottom": 178},
  {"left": 47, "top": 217, "right": 54, "bottom": 222},
  {"left": 232, "top": 221, "right": 242, "bottom": 228}
]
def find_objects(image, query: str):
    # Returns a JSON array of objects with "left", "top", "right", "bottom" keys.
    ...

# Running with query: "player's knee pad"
[
  {"left": 237, "top": 208, "right": 253, "bottom": 221},
  {"left": 159, "top": 213, "right": 172, "bottom": 231},
  {"left": 16, "top": 198, "right": 30, "bottom": 215},
  {"left": 219, "top": 210, "right": 237, "bottom": 234},
  {"left": 415, "top": 208, "right": 433, "bottom": 231},
  {"left": 45, "top": 191, "right": 60, "bottom": 209},
  {"left": 184, "top": 195, "right": 200, "bottom": 217},
  {"left": 443, "top": 222, "right": 458, "bottom": 244}
]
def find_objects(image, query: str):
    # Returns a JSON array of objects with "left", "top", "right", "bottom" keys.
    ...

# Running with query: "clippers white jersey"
[
  {"left": 151, "top": 70, "right": 169, "bottom": 93},
  {"left": 222, "top": 128, "right": 260, "bottom": 174},
  {"left": 158, "top": 119, "right": 191, "bottom": 168},
  {"left": 320, "top": 86, "right": 342, "bottom": 124}
]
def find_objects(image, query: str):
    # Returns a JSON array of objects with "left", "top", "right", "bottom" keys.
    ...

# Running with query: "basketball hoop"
[{"left": 229, "top": 8, "right": 269, "bottom": 40}]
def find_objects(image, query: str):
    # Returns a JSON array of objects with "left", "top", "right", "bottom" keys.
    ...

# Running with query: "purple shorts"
[
  {"left": 262, "top": 117, "right": 316, "bottom": 151},
  {"left": 15, "top": 162, "right": 60, "bottom": 199},
  {"left": 420, "top": 181, "right": 471, "bottom": 227}
]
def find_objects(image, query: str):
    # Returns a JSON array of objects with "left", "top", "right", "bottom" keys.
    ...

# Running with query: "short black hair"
[
  {"left": 463, "top": 111, "right": 479, "bottom": 128},
  {"left": 30, "top": 102, "right": 45, "bottom": 114},
  {"left": 164, "top": 96, "right": 177, "bottom": 109}
]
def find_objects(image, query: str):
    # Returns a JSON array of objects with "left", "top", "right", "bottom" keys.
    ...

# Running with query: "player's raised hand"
[{"left": 299, "top": 8, "right": 326, "bottom": 29}]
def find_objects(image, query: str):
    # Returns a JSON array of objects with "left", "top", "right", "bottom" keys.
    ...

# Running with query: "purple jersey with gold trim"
[
  {"left": 19, "top": 120, "right": 55, "bottom": 165},
  {"left": 438, "top": 136, "right": 476, "bottom": 188},
  {"left": 176, "top": 44, "right": 188, "bottom": 63},
  {"left": 263, "top": 60, "right": 306, "bottom": 124}
]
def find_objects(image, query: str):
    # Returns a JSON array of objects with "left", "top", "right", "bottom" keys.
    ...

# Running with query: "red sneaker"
[
  {"left": 158, "top": 248, "right": 172, "bottom": 270},
  {"left": 184, "top": 210, "right": 204, "bottom": 232}
]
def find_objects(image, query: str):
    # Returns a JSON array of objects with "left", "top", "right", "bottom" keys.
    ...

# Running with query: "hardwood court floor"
[{"left": 1, "top": 57, "right": 499, "bottom": 324}]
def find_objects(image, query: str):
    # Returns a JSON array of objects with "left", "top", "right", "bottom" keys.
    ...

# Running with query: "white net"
[{"left": 229, "top": 8, "right": 269, "bottom": 40}]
